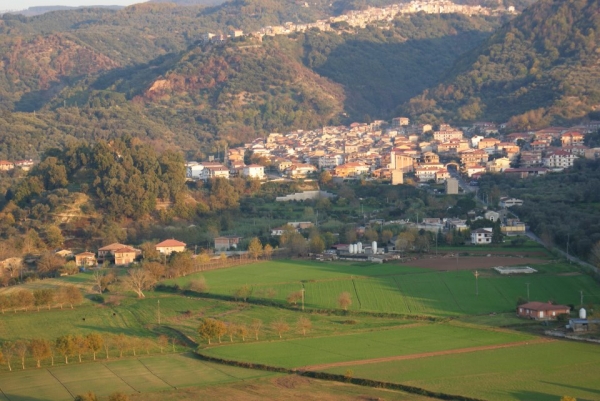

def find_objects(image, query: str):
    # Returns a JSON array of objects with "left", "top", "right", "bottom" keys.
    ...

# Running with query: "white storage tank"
[
  {"left": 349, "top": 244, "right": 355, "bottom": 254},
  {"left": 372, "top": 241, "right": 377, "bottom": 254},
  {"left": 357, "top": 242, "right": 363, "bottom": 253},
  {"left": 579, "top": 308, "right": 587, "bottom": 319}
]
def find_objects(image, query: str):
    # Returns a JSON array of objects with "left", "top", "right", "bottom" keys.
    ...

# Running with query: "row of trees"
[
  {"left": 0, "top": 333, "right": 176, "bottom": 371},
  {"left": 197, "top": 316, "right": 313, "bottom": 345},
  {"left": 0, "top": 285, "right": 83, "bottom": 313}
]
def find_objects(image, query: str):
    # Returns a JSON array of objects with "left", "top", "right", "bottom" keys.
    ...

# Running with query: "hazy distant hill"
[
  {"left": 6, "top": 5, "right": 123, "bottom": 17},
  {"left": 399, "top": 0, "right": 600, "bottom": 128}
]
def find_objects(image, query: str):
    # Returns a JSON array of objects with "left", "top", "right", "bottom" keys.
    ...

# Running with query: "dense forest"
[{"left": 400, "top": 0, "right": 600, "bottom": 127}]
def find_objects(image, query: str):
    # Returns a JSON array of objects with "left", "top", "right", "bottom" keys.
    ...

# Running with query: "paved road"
[{"left": 526, "top": 230, "right": 599, "bottom": 273}]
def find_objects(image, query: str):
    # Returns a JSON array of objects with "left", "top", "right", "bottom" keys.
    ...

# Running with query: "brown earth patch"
[
  {"left": 401, "top": 256, "right": 547, "bottom": 271},
  {"left": 300, "top": 338, "right": 554, "bottom": 371},
  {"left": 557, "top": 272, "right": 582, "bottom": 276}
]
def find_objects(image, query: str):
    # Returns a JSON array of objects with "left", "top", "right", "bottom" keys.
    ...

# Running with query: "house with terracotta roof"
[
  {"left": 155, "top": 239, "right": 186, "bottom": 256},
  {"left": 75, "top": 252, "right": 97, "bottom": 267},
  {"left": 561, "top": 131, "right": 584, "bottom": 146},
  {"left": 334, "top": 162, "right": 370, "bottom": 177},
  {"left": 0, "top": 161, "right": 15, "bottom": 171},
  {"left": 113, "top": 247, "right": 138, "bottom": 266},
  {"left": 97, "top": 243, "right": 129, "bottom": 263},
  {"left": 517, "top": 302, "right": 570, "bottom": 320}
]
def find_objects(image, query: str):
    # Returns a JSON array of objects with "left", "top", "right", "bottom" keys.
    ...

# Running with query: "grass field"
[
  {"left": 200, "top": 323, "right": 534, "bottom": 368},
  {"left": 0, "top": 353, "right": 275, "bottom": 401},
  {"left": 129, "top": 375, "right": 438, "bottom": 401},
  {"left": 323, "top": 341, "right": 600, "bottom": 401},
  {"left": 171, "top": 260, "right": 600, "bottom": 316}
]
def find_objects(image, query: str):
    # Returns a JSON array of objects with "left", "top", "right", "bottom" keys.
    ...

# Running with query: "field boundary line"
[
  {"left": 439, "top": 276, "right": 464, "bottom": 313},
  {"left": 46, "top": 368, "right": 76, "bottom": 399},
  {"left": 102, "top": 363, "right": 140, "bottom": 393},
  {"left": 351, "top": 279, "right": 362, "bottom": 309},
  {"left": 300, "top": 338, "right": 555, "bottom": 371},
  {"left": 393, "top": 277, "right": 412, "bottom": 314},
  {"left": 0, "top": 386, "right": 12, "bottom": 401},
  {"left": 136, "top": 358, "right": 176, "bottom": 389}
]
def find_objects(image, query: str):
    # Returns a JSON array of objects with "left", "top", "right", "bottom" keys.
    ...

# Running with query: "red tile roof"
[
  {"left": 156, "top": 239, "right": 186, "bottom": 248},
  {"left": 520, "top": 302, "right": 569, "bottom": 311}
]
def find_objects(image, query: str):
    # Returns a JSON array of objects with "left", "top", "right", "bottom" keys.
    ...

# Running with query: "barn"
[{"left": 517, "top": 301, "right": 570, "bottom": 320}]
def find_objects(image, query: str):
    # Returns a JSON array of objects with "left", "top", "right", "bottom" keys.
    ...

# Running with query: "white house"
[
  {"left": 499, "top": 197, "right": 524, "bottom": 208},
  {"left": 242, "top": 164, "right": 265, "bottom": 179},
  {"left": 543, "top": 150, "right": 578, "bottom": 168},
  {"left": 318, "top": 155, "right": 344, "bottom": 170},
  {"left": 471, "top": 228, "right": 493, "bottom": 244},
  {"left": 186, "top": 162, "right": 204, "bottom": 179}
]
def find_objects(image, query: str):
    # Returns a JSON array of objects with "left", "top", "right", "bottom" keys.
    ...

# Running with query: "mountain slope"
[{"left": 400, "top": 0, "right": 600, "bottom": 127}]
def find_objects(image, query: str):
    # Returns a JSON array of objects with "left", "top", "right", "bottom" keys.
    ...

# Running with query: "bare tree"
[
  {"left": 28, "top": 339, "right": 51, "bottom": 368},
  {"left": 158, "top": 335, "right": 168, "bottom": 352},
  {"left": 297, "top": 316, "right": 312, "bottom": 336},
  {"left": 55, "top": 335, "right": 75, "bottom": 364},
  {"left": 188, "top": 277, "right": 209, "bottom": 293},
  {"left": 14, "top": 340, "right": 28, "bottom": 369},
  {"left": 271, "top": 319, "right": 290, "bottom": 339},
  {"left": 251, "top": 319, "right": 262, "bottom": 340},
  {"left": 2, "top": 342, "right": 14, "bottom": 371},
  {"left": 287, "top": 291, "right": 303, "bottom": 306},
  {"left": 338, "top": 292, "right": 352, "bottom": 311},
  {"left": 237, "top": 324, "right": 248, "bottom": 341},
  {"left": 122, "top": 269, "right": 156, "bottom": 298},
  {"left": 102, "top": 334, "right": 113, "bottom": 360},
  {"left": 227, "top": 322, "right": 237, "bottom": 342},
  {"left": 74, "top": 335, "right": 89, "bottom": 362},
  {"left": 114, "top": 334, "right": 129, "bottom": 358},
  {"left": 86, "top": 333, "right": 103, "bottom": 361},
  {"left": 233, "top": 285, "right": 252, "bottom": 302}
]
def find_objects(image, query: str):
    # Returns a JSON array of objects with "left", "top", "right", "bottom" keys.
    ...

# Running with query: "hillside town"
[
  {"left": 201, "top": 0, "right": 517, "bottom": 43},
  {"left": 185, "top": 118, "right": 600, "bottom": 186}
]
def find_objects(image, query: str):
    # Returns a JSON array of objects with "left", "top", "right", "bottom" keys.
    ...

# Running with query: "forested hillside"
[
  {"left": 400, "top": 0, "right": 600, "bottom": 127},
  {"left": 478, "top": 158, "right": 600, "bottom": 260}
]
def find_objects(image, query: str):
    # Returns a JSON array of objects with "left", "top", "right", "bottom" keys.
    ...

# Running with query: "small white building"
[
  {"left": 499, "top": 197, "right": 524, "bottom": 208},
  {"left": 471, "top": 228, "right": 493, "bottom": 244},
  {"left": 242, "top": 164, "right": 265, "bottom": 179},
  {"left": 484, "top": 210, "right": 500, "bottom": 222}
]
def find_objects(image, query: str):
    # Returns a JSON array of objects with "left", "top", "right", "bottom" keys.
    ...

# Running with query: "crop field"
[
  {"left": 177, "top": 260, "right": 600, "bottom": 316},
  {"left": 0, "top": 353, "right": 275, "bottom": 401},
  {"left": 323, "top": 340, "right": 600, "bottom": 401},
  {"left": 199, "top": 323, "right": 534, "bottom": 368},
  {"left": 128, "top": 376, "right": 439, "bottom": 401}
]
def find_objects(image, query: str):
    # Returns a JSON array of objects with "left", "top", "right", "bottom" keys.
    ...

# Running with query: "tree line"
[
  {"left": 0, "top": 332, "right": 177, "bottom": 371},
  {"left": 0, "top": 285, "right": 83, "bottom": 313}
]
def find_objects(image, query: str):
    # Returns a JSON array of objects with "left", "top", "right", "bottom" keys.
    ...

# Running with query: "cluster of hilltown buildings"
[
  {"left": 185, "top": 118, "right": 600, "bottom": 185},
  {"left": 0, "top": 159, "right": 35, "bottom": 172},
  {"left": 201, "top": 0, "right": 516, "bottom": 43}
]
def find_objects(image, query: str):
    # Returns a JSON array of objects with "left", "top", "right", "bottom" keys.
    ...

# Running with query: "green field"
[
  {"left": 200, "top": 323, "right": 534, "bottom": 368},
  {"left": 324, "top": 341, "right": 600, "bottom": 401},
  {"left": 171, "top": 261, "right": 600, "bottom": 316},
  {"left": 0, "top": 353, "right": 275, "bottom": 401}
]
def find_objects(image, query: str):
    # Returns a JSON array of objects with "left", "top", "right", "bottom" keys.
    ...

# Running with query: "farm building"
[
  {"left": 517, "top": 302, "right": 570, "bottom": 320},
  {"left": 155, "top": 239, "right": 186, "bottom": 255},
  {"left": 75, "top": 252, "right": 97, "bottom": 267},
  {"left": 214, "top": 236, "right": 242, "bottom": 251}
]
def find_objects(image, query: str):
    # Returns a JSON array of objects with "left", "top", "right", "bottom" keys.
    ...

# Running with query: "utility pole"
[
  {"left": 157, "top": 299, "right": 161, "bottom": 325},
  {"left": 474, "top": 270, "right": 480, "bottom": 296},
  {"left": 526, "top": 283, "right": 530, "bottom": 301},
  {"left": 580, "top": 290, "right": 584, "bottom": 306},
  {"left": 566, "top": 233, "right": 571, "bottom": 264},
  {"left": 301, "top": 287, "right": 305, "bottom": 311}
]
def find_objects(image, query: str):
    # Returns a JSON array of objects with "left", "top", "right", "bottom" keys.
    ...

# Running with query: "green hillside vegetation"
[
  {"left": 296, "top": 13, "right": 501, "bottom": 120},
  {"left": 0, "top": 9, "right": 506, "bottom": 160},
  {"left": 478, "top": 158, "right": 600, "bottom": 261},
  {"left": 401, "top": 0, "right": 600, "bottom": 127}
]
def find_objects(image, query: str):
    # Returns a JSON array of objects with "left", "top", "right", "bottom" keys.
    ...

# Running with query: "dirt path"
[{"left": 299, "top": 338, "right": 554, "bottom": 371}]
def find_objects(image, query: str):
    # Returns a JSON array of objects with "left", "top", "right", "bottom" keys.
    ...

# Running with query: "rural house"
[
  {"left": 517, "top": 302, "right": 570, "bottom": 320},
  {"left": 155, "top": 239, "right": 186, "bottom": 256},
  {"left": 75, "top": 252, "right": 97, "bottom": 267},
  {"left": 214, "top": 236, "right": 243, "bottom": 251},
  {"left": 471, "top": 228, "right": 493, "bottom": 244},
  {"left": 97, "top": 243, "right": 129, "bottom": 263},
  {"left": 113, "top": 247, "right": 138, "bottom": 266}
]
